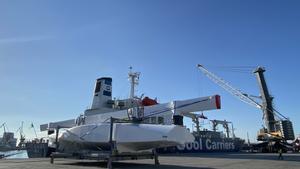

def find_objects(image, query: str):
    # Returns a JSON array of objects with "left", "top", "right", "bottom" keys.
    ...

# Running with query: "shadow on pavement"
[
  {"left": 164, "top": 153, "right": 300, "bottom": 162},
  {"left": 62, "top": 161, "right": 215, "bottom": 169}
]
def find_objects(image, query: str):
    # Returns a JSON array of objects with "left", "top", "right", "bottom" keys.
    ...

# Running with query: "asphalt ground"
[{"left": 1, "top": 153, "right": 300, "bottom": 169}]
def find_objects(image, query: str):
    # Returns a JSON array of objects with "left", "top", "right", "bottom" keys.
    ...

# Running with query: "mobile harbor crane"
[{"left": 197, "top": 64, "right": 294, "bottom": 150}]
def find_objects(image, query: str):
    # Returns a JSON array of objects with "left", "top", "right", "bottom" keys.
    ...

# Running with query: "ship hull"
[
  {"left": 158, "top": 137, "right": 244, "bottom": 153},
  {"left": 25, "top": 142, "right": 51, "bottom": 158}
]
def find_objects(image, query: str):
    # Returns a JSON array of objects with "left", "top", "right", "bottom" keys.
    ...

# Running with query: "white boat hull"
[{"left": 58, "top": 123, "right": 194, "bottom": 153}]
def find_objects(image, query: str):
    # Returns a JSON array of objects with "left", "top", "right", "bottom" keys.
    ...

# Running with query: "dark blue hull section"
[{"left": 158, "top": 137, "right": 244, "bottom": 153}]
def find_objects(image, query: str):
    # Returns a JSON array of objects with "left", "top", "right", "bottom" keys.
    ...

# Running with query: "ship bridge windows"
[
  {"left": 142, "top": 116, "right": 164, "bottom": 124},
  {"left": 105, "top": 79, "right": 112, "bottom": 85},
  {"left": 150, "top": 117, "right": 156, "bottom": 124},
  {"left": 103, "top": 91, "right": 112, "bottom": 96},
  {"left": 94, "top": 81, "right": 101, "bottom": 93},
  {"left": 158, "top": 117, "right": 164, "bottom": 124}
]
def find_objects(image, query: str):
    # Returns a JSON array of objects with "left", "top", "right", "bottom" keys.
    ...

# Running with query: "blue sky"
[{"left": 0, "top": 0, "right": 299, "bottom": 142}]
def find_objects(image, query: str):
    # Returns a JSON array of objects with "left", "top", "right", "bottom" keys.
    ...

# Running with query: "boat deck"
[{"left": 1, "top": 153, "right": 300, "bottom": 169}]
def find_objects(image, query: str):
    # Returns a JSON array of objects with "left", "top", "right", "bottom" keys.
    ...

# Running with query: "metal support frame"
[
  {"left": 50, "top": 149, "right": 159, "bottom": 169},
  {"left": 107, "top": 117, "right": 115, "bottom": 169},
  {"left": 50, "top": 117, "right": 160, "bottom": 169},
  {"left": 55, "top": 126, "right": 60, "bottom": 150},
  {"left": 153, "top": 149, "right": 160, "bottom": 165}
]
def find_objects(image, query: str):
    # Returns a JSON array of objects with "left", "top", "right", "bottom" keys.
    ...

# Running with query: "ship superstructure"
[
  {"left": 0, "top": 132, "right": 17, "bottom": 151},
  {"left": 0, "top": 123, "right": 17, "bottom": 152}
]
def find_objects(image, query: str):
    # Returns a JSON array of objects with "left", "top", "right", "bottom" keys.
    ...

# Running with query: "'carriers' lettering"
[{"left": 176, "top": 138, "right": 235, "bottom": 152}]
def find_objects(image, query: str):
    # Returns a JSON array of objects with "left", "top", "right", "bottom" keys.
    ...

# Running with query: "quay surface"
[{"left": 1, "top": 153, "right": 300, "bottom": 169}]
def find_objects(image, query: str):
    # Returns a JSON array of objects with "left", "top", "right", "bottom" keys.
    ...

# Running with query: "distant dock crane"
[{"left": 197, "top": 64, "right": 295, "bottom": 143}]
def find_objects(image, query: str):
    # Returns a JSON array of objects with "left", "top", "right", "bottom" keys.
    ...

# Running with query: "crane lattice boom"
[{"left": 197, "top": 64, "right": 262, "bottom": 109}]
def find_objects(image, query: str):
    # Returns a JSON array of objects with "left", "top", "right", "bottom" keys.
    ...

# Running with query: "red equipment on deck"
[{"left": 142, "top": 97, "right": 158, "bottom": 106}]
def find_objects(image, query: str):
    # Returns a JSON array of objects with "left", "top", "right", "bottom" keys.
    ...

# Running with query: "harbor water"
[{"left": 0, "top": 150, "right": 28, "bottom": 159}]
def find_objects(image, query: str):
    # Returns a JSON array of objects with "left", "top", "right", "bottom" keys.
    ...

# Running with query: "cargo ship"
[
  {"left": 26, "top": 68, "right": 243, "bottom": 157},
  {"left": 0, "top": 122, "right": 18, "bottom": 152},
  {"left": 0, "top": 131, "right": 20, "bottom": 159},
  {"left": 0, "top": 132, "right": 17, "bottom": 152},
  {"left": 158, "top": 119, "right": 245, "bottom": 153}
]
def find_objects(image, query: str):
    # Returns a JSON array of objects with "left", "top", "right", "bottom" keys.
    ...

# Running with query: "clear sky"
[{"left": 0, "top": 0, "right": 299, "bottom": 142}]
